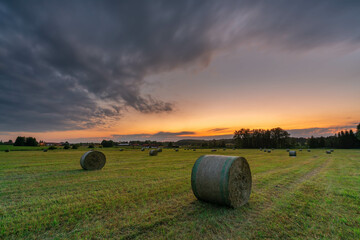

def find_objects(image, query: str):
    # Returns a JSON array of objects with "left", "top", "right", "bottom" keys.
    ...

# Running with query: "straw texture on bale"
[
  {"left": 149, "top": 149, "right": 158, "bottom": 156},
  {"left": 289, "top": 150, "right": 296, "bottom": 156},
  {"left": 80, "top": 151, "right": 106, "bottom": 170},
  {"left": 191, "top": 155, "right": 252, "bottom": 208}
]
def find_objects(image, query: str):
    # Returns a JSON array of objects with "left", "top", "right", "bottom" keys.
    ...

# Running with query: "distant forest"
[{"left": 1, "top": 124, "right": 359, "bottom": 149}]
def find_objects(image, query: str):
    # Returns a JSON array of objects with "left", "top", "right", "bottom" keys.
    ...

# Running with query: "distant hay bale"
[
  {"left": 80, "top": 151, "right": 106, "bottom": 170},
  {"left": 223, "top": 148, "right": 226, "bottom": 151},
  {"left": 326, "top": 150, "right": 331, "bottom": 154},
  {"left": 5, "top": 149, "right": 10, "bottom": 152},
  {"left": 307, "top": 149, "right": 311, "bottom": 152},
  {"left": 119, "top": 149, "right": 124, "bottom": 151},
  {"left": 141, "top": 148, "right": 145, "bottom": 151},
  {"left": 149, "top": 149, "right": 158, "bottom": 156},
  {"left": 191, "top": 155, "right": 252, "bottom": 208},
  {"left": 43, "top": 149, "right": 48, "bottom": 152},
  {"left": 193, "top": 149, "right": 196, "bottom": 151},
  {"left": 232, "top": 148, "right": 236, "bottom": 150},
  {"left": 330, "top": 149, "right": 334, "bottom": 152},
  {"left": 263, "top": 149, "right": 267, "bottom": 152},
  {"left": 175, "top": 149, "right": 179, "bottom": 152},
  {"left": 259, "top": 148, "right": 262, "bottom": 151},
  {"left": 211, "top": 149, "right": 217, "bottom": 152},
  {"left": 299, "top": 149, "right": 302, "bottom": 152},
  {"left": 289, "top": 150, "right": 296, "bottom": 157},
  {"left": 267, "top": 150, "right": 271, "bottom": 153},
  {"left": 157, "top": 148, "right": 162, "bottom": 152},
  {"left": 286, "top": 149, "right": 290, "bottom": 152}
]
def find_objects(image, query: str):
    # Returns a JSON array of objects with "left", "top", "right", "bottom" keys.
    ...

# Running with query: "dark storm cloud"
[{"left": 1, "top": 0, "right": 360, "bottom": 131}]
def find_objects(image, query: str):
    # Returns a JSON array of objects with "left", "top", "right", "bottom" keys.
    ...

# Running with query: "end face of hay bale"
[
  {"left": 191, "top": 155, "right": 252, "bottom": 208},
  {"left": 80, "top": 151, "right": 106, "bottom": 170},
  {"left": 149, "top": 149, "right": 158, "bottom": 156},
  {"left": 289, "top": 150, "right": 296, "bottom": 156}
]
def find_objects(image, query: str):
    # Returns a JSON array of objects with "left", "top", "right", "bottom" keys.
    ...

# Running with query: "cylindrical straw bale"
[
  {"left": 211, "top": 149, "right": 217, "bottom": 152},
  {"left": 263, "top": 149, "right": 267, "bottom": 152},
  {"left": 157, "top": 148, "right": 162, "bottom": 152},
  {"left": 119, "top": 149, "right": 124, "bottom": 151},
  {"left": 191, "top": 155, "right": 252, "bottom": 208},
  {"left": 326, "top": 150, "right": 331, "bottom": 154},
  {"left": 286, "top": 149, "right": 290, "bottom": 152},
  {"left": 299, "top": 149, "right": 302, "bottom": 152},
  {"left": 289, "top": 150, "right": 296, "bottom": 156},
  {"left": 193, "top": 149, "right": 196, "bottom": 151},
  {"left": 175, "top": 149, "right": 179, "bottom": 152},
  {"left": 141, "top": 148, "right": 145, "bottom": 151},
  {"left": 149, "top": 149, "right": 158, "bottom": 156},
  {"left": 80, "top": 151, "right": 106, "bottom": 170},
  {"left": 267, "top": 150, "right": 271, "bottom": 153},
  {"left": 307, "top": 149, "right": 311, "bottom": 152},
  {"left": 330, "top": 149, "right": 334, "bottom": 152}
]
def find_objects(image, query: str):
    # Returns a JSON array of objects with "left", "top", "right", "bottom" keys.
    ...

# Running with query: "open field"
[{"left": 0, "top": 148, "right": 359, "bottom": 239}]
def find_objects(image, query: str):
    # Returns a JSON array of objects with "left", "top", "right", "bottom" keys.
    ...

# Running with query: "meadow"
[{"left": 0, "top": 148, "right": 359, "bottom": 239}]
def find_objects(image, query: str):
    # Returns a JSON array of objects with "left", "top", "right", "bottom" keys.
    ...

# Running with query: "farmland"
[{"left": 0, "top": 148, "right": 359, "bottom": 239}]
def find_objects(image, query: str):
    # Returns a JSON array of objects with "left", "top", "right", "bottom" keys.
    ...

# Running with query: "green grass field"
[{"left": 0, "top": 148, "right": 359, "bottom": 239}]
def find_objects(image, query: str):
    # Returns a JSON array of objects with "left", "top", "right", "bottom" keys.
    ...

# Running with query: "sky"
[{"left": 0, "top": 0, "right": 359, "bottom": 142}]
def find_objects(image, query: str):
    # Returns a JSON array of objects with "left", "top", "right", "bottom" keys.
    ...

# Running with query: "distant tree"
[
  {"left": 167, "top": 142, "right": 173, "bottom": 148},
  {"left": 101, "top": 140, "right": 114, "bottom": 147},
  {"left": 72, "top": 144, "right": 79, "bottom": 149},
  {"left": 25, "top": 137, "right": 38, "bottom": 146},
  {"left": 88, "top": 143, "right": 95, "bottom": 148},
  {"left": 63, "top": 141, "right": 70, "bottom": 149},
  {"left": 14, "top": 136, "right": 26, "bottom": 146},
  {"left": 48, "top": 146, "right": 57, "bottom": 150},
  {"left": 8, "top": 140, "right": 13, "bottom": 144},
  {"left": 356, "top": 123, "right": 360, "bottom": 141}
]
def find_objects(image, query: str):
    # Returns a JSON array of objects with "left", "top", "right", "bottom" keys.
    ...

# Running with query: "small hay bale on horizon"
[
  {"left": 211, "top": 149, "right": 217, "bottom": 152},
  {"left": 80, "top": 151, "right": 106, "bottom": 170},
  {"left": 149, "top": 149, "right": 158, "bottom": 156},
  {"left": 326, "top": 150, "right": 331, "bottom": 154},
  {"left": 289, "top": 150, "right": 296, "bottom": 157}
]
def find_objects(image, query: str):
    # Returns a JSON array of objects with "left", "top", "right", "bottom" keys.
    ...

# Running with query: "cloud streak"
[{"left": 1, "top": 1, "right": 360, "bottom": 131}]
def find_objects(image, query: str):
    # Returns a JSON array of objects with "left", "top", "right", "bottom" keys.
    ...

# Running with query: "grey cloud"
[
  {"left": 1, "top": 1, "right": 360, "bottom": 131},
  {"left": 287, "top": 125, "right": 358, "bottom": 138},
  {"left": 208, "top": 128, "right": 229, "bottom": 132},
  {"left": 112, "top": 131, "right": 196, "bottom": 141}
]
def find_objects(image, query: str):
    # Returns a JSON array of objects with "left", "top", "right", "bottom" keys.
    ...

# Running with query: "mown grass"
[{"left": 0, "top": 148, "right": 359, "bottom": 239}]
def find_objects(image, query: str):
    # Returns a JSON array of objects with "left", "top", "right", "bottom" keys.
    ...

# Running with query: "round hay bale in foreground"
[
  {"left": 80, "top": 151, "right": 106, "bottom": 170},
  {"left": 191, "top": 155, "right": 252, "bottom": 208},
  {"left": 149, "top": 149, "right": 158, "bottom": 156},
  {"left": 289, "top": 150, "right": 296, "bottom": 156}
]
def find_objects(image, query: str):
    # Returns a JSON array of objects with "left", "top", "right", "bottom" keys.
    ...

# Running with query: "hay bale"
[
  {"left": 157, "top": 148, "right": 162, "bottom": 152},
  {"left": 223, "top": 148, "right": 226, "bottom": 151},
  {"left": 141, "top": 148, "right": 145, "bottom": 151},
  {"left": 5, "top": 149, "right": 10, "bottom": 152},
  {"left": 307, "top": 149, "right": 311, "bottom": 152},
  {"left": 286, "top": 149, "right": 290, "bottom": 152},
  {"left": 326, "top": 150, "right": 331, "bottom": 154},
  {"left": 289, "top": 150, "right": 296, "bottom": 156},
  {"left": 193, "top": 149, "right": 196, "bottom": 151},
  {"left": 80, "top": 151, "right": 106, "bottom": 170},
  {"left": 211, "top": 149, "right": 217, "bottom": 152},
  {"left": 232, "top": 148, "right": 236, "bottom": 150},
  {"left": 299, "top": 149, "right": 302, "bottom": 152},
  {"left": 263, "top": 149, "right": 267, "bottom": 152},
  {"left": 175, "top": 149, "right": 179, "bottom": 152},
  {"left": 191, "top": 155, "right": 252, "bottom": 208},
  {"left": 149, "top": 149, "right": 158, "bottom": 156},
  {"left": 330, "top": 149, "right": 334, "bottom": 152},
  {"left": 267, "top": 150, "right": 271, "bottom": 153},
  {"left": 43, "top": 149, "right": 48, "bottom": 152},
  {"left": 119, "top": 149, "right": 124, "bottom": 151}
]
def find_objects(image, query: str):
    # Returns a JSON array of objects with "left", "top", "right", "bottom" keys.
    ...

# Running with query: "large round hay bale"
[
  {"left": 149, "top": 149, "right": 158, "bottom": 156},
  {"left": 191, "top": 155, "right": 252, "bottom": 208},
  {"left": 326, "top": 150, "right": 331, "bottom": 154},
  {"left": 289, "top": 150, "right": 296, "bottom": 156},
  {"left": 80, "top": 151, "right": 106, "bottom": 170}
]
